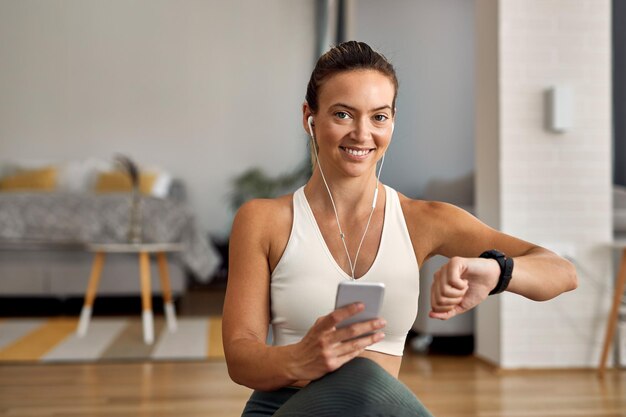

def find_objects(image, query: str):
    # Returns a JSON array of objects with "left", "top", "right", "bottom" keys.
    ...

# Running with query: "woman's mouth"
[{"left": 340, "top": 146, "right": 375, "bottom": 158}]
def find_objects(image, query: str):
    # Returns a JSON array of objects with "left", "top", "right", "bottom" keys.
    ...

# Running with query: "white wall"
[
  {"left": 352, "top": 0, "right": 475, "bottom": 199},
  {"left": 474, "top": 0, "right": 502, "bottom": 364},
  {"left": 476, "top": 0, "right": 613, "bottom": 368},
  {"left": 0, "top": 0, "right": 315, "bottom": 236}
]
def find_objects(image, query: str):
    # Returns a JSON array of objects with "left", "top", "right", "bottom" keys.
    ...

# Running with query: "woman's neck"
[{"left": 304, "top": 168, "right": 380, "bottom": 215}]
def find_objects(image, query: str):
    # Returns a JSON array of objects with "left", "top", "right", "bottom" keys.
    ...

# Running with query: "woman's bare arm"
[
  {"left": 404, "top": 200, "right": 577, "bottom": 320},
  {"left": 222, "top": 199, "right": 298, "bottom": 390}
]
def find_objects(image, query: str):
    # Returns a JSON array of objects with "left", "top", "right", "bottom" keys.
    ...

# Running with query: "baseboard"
[
  {"left": 407, "top": 330, "right": 475, "bottom": 356},
  {"left": 0, "top": 296, "right": 177, "bottom": 317}
]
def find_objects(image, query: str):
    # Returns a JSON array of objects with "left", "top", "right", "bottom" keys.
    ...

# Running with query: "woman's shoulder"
[
  {"left": 236, "top": 193, "right": 293, "bottom": 214},
  {"left": 395, "top": 191, "right": 480, "bottom": 262},
  {"left": 233, "top": 193, "right": 294, "bottom": 235},
  {"left": 232, "top": 194, "right": 295, "bottom": 266},
  {"left": 397, "top": 191, "right": 455, "bottom": 218},
  {"left": 396, "top": 191, "right": 477, "bottom": 231}
]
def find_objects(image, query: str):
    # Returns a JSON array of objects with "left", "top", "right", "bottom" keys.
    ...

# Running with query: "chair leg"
[
  {"left": 139, "top": 251, "right": 154, "bottom": 344},
  {"left": 599, "top": 248, "right": 626, "bottom": 377},
  {"left": 77, "top": 252, "right": 106, "bottom": 337}
]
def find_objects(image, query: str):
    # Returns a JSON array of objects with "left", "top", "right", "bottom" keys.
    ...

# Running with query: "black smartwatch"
[{"left": 479, "top": 249, "right": 514, "bottom": 295}]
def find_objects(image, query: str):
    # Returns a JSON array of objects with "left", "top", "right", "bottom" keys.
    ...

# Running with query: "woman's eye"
[
  {"left": 374, "top": 114, "right": 389, "bottom": 122},
  {"left": 335, "top": 111, "right": 350, "bottom": 119}
]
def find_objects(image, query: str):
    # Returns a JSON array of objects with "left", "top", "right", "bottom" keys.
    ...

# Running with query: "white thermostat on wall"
[{"left": 546, "top": 85, "right": 574, "bottom": 134}]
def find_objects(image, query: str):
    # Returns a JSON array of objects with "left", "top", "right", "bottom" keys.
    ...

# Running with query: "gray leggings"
[{"left": 241, "top": 357, "right": 435, "bottom": 417}]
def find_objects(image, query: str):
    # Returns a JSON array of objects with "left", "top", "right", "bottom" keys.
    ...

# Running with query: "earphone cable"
[
  {"left": 311, "top": 137, "right": 385, "bottom": 280},
  {"left": 351, "top": 153, "right": 384, "bottom": 278}
]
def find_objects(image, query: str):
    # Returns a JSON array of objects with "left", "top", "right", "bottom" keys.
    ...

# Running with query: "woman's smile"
[{"left": 339, "top": 145, "right": 376, "bottom": 160}]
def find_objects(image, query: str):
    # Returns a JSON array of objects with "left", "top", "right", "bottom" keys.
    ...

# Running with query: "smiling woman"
[
  {"left": 222, "top": 41, "right": 577, "bottom": 417},
  {"left": 304, "top": 70, "right": 394, "bottom": 180}
]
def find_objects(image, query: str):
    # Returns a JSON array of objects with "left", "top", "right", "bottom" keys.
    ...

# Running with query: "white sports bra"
[{"left": 270, "top": 185, "right": 420, "bottom": 356}]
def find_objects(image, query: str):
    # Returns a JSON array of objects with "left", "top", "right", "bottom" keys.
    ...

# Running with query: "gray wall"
[
  {"left": 353, "top": 0, "right": 475, "bottom": 200},
  {"left": 0, "top": 0, "right": 315, "bottom": 235},
  {"left": 0, "top": 0, "right": 475, "bottom": 235}
]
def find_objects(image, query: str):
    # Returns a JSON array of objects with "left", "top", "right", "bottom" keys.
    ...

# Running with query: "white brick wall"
[{"left": 476, "top": 0, "right": 613, "bottom": 368}]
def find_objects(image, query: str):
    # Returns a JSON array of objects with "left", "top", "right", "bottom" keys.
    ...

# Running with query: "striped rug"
[{"left": 0, "top": 316, "right": 224, "bottom": 363}]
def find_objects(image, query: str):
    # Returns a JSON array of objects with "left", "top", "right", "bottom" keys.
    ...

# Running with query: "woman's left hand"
[{"left": 429, "top": 256, "right": 501, "bottom": 320}]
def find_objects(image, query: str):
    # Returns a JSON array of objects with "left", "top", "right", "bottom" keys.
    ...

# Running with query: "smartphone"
[{"left": 334, "top": 281, "right": 385, "bottom": 330}]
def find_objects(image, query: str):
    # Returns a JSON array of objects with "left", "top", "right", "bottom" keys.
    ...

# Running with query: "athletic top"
[{"left": 270, "top": 185, "right": 420, "bottom": 356}]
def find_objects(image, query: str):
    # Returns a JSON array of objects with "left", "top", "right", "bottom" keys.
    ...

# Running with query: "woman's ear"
[{"left": 302, "top": 102, "right": 315, "bottom": 136}]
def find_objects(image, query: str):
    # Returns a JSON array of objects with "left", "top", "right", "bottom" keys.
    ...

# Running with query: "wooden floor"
[
  {"left": 2, "top": 289, "right": 625, "bottom": 416},
  {"left": 1, "top": 354, "right": 624, "bottom": 417}
]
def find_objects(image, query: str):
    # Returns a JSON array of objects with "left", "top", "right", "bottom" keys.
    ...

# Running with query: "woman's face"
[{"left": 304, "top": 69, "right": 395, "bottom": 179}]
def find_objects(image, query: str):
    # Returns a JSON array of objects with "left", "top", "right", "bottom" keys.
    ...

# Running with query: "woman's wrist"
[
  {"left": 484, "top": 258, "right": 501, "bottom": 289},
  {"left": 275, "top": 344, "right": 302, "bottom": 385}
]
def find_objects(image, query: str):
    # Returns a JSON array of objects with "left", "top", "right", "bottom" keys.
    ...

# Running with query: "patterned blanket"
[{"left": 0, "top": 192, "right": 220, "bottom": 281}]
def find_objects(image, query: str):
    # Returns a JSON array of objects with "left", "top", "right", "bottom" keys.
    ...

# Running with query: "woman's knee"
[
  {"left": 318, "top": 357, "right": 404, "bottom": 394},
  {"left": 274, "top": 358, "right": 434, "bottom": 416}
]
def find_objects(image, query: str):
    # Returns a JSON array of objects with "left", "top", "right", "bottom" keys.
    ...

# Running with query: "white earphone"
[{"left": 307, "top": 115, "right": 315, "bottom": 139}]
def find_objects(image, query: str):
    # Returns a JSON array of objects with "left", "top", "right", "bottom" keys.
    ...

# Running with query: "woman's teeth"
[{"left": 343, "top": 147, "right": 371, "bottom": 156}]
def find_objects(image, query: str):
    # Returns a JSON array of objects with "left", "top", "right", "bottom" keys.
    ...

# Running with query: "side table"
[{"left": 76, "top": 242, "right": 183, "bottom": 344}]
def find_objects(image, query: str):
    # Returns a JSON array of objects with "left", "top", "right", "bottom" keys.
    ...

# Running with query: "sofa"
[{"left": 0, "top": 158, "right": 220, "bottom": 299}]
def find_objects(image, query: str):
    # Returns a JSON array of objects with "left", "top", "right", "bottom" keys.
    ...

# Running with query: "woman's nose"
[{"left": 352, "top": 118, "right": 372, "bottom": 142}]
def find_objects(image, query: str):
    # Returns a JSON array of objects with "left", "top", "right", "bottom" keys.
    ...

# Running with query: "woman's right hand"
[{"left": 285, "top": 303, "right": 386, "bottom": 382}]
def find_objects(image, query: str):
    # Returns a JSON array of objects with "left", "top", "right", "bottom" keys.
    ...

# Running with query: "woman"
[{"left": 223, "top": 41, "right": 577, "bottom": 416}]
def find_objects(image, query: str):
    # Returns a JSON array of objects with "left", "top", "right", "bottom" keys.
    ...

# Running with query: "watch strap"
[{"left": 479, "top": 249, "right": 514, "bottom": 295}]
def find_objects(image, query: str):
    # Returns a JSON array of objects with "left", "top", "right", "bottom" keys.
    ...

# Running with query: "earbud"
[{"left": 307, "top": 116, "right": 314, "bottom": 139}]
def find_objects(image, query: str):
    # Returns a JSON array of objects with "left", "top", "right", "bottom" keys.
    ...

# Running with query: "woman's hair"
[{"left": 305, "top": 41, "right": 398, "bottom": 114}]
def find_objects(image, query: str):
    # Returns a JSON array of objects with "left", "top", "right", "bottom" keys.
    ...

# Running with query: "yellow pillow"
[
  {"left": 94, "top": 171, "right": 157, "bottom": 195},
  {"left": 0, "top": 167, "right": 58, "bottom": 191}
]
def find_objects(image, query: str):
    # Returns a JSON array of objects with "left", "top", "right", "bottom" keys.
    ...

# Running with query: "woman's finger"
[
  {"left": 432, "top": 295, "right": 464, "bottom": 309},
  {"left": 331, "top": 318, "right": 386, "bottom": 344},
  {"left": 438, "top": 258, "right": 470, "bottom": 290},
  {"left": 316, "top": 302, "right": 365, "bottom": 331},
  {"left": 334, "top": 331, "right": 385, "bottom": 357},
  {"left": 429, "top": 305, "right": 463, "bottom": 320},
  {"left": 440, "top": 283, "right": 466, "bottom": 298}
]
